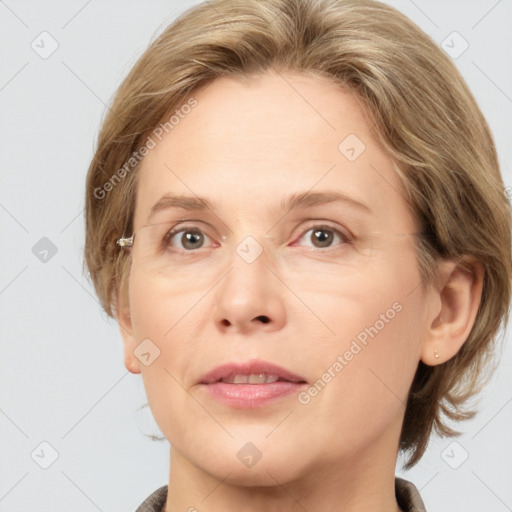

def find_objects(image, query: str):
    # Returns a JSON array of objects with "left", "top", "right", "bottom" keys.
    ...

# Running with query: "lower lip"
[{"left": 201, "top": 381, "right": 307, "bottom": 408}]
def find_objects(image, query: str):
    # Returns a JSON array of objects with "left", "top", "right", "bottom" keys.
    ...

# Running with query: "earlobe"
[
  {"left": 115, "top": 292, "right": 142, "bottom": 375},
  {"left": 420, "top": 257, "right": 484, "bottom": 366}
]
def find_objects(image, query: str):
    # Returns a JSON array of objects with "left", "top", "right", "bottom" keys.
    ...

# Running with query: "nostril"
[{"left": 255, "top": 315, "right": 270, "bottom": 323}]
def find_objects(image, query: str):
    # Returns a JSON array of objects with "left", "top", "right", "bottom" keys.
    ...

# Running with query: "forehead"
[{"left": 134, "top": 70, "right": 415, "bottom": 233}]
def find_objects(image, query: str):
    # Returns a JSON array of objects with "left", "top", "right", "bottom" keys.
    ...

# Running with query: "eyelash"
[{"left": 162, "top": 222, "right": 353, "bottom": 253}]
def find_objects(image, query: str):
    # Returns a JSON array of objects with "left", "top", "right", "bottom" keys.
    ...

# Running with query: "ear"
[
  {"left": 116, "top": 290, "right": 141, "bottom": 375},
  {"left": 420, "top": 256, "right": 484, "bottom": 366}
]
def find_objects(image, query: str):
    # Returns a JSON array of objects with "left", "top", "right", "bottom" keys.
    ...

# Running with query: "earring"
[{"left": 434, "top": 349, "right": 440, "bottom": 359}]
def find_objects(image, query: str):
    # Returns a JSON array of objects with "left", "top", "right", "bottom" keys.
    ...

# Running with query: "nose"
[{"left": 213, "top": 240, "right": 287, "bottom": 335}]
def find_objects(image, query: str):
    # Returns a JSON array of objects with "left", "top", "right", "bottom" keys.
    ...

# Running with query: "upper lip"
[{"left": 199, "top": 359, "right": 307, "bottom": 384}]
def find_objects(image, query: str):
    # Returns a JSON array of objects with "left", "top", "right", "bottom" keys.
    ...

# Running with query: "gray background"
[{"left": 1, "top": 1, "right": 511, "bottom": 511}]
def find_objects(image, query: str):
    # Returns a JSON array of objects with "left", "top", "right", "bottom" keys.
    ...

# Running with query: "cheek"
[
  {"left": 291, "top": 298, "right": 424, "bottom": 464},
  {"left": 291, "top": 244, "right": 425, "bottom": 352},
  {"left": 293, "top": 251, "right": 426, "bottom": 423},
  {"left": 127, "top": 270, "right": 190, "bottom": 429},
  {"left": 127, "top": 266, "right": 224, "bottom": 438},
  {"left": 128, "top": 266, "right": 208, "bottom": 342}
]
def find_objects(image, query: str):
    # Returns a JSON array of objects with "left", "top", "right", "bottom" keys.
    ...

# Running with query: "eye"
[
  {"left": 163, "top": 226, "right": 214, "bottom": 251},
  {"left": 160, "top": 222, "right": 352, "bottom": 253},
  {"left": 292, "top": 224, "right": 352, "bottom": 249}
]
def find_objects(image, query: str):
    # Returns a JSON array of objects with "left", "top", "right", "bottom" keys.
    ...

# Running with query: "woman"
[{"left": 84, "top": 0, "right": 511, "bottom": 511}]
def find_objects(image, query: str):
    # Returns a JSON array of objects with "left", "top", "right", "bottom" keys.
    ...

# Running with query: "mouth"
[
  {"left": 198, "top": 359, "right": 308, "bottom": 408},
  {"left": 199, "top": 359, "right": 307, "bottom": 385},
  {"left": 214, "top": 374, "right": 303, "bottom": 384}
]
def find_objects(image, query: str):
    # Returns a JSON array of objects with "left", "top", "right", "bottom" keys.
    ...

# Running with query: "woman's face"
[{"left": 121, "top": 70, "right": 434, "bottom": 484}]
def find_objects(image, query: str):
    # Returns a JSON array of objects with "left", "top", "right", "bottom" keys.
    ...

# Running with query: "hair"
[{"left": 83, "top": 0, "right": 512, "bottom": 469}]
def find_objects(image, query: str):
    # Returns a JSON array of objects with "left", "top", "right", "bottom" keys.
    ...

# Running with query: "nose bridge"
[
  {"left": 213, "top": 231, "right": 286, "bottom": 332},
  {"left": 224, "top": 232, "right": 272, "bottom": 303}
]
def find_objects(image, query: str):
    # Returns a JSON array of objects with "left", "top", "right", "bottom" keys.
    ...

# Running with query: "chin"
[
  {"left": 208, "top": 460, "right": 298, "bottom": 488},
  {"left": 191, "top": 441, "right": 308, "bottom": 488}
]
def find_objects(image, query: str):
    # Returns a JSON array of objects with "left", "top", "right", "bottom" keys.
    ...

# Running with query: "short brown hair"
[{"left": 83, "top": 0, "right": 512, "bottom": 469}]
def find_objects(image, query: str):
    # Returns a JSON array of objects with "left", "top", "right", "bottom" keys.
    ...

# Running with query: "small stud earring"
[{"left": 434, "top": 349, "right": 440, "bottom": 359}]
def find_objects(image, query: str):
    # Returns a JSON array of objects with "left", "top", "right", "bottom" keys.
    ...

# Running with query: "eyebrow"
[
  {"left": 281, "top": 191, "right": 372, "bottom": 214},
  {"left": 148, "top": 190, "right": 372, "bottom": 220}
]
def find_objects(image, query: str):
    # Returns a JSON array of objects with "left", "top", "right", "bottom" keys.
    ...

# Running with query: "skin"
[{"left": 117, "top": 70, "right": 484, "bottom": 512}]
